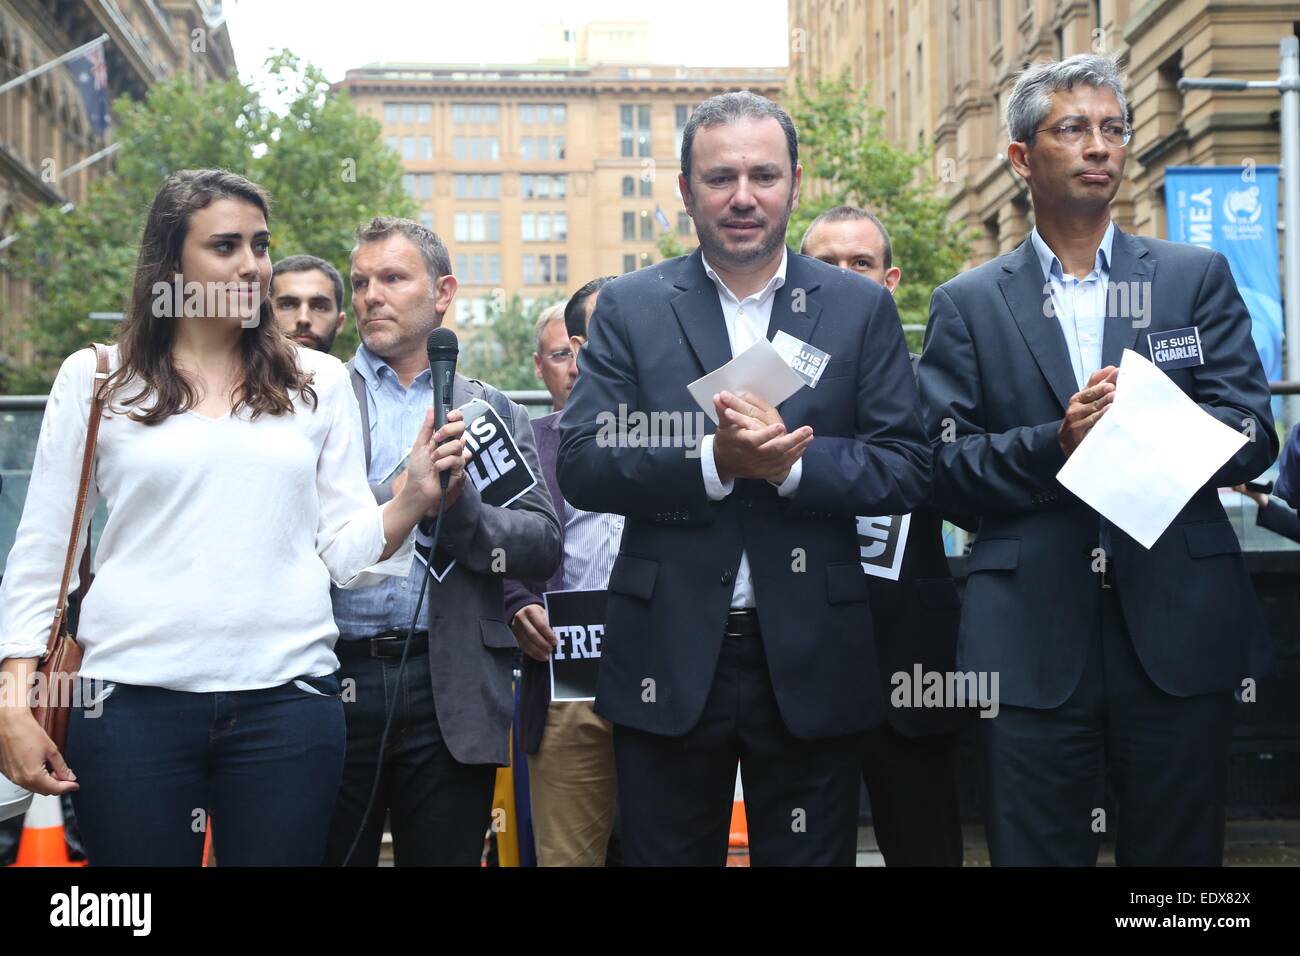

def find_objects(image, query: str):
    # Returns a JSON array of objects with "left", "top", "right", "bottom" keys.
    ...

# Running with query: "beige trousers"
[{"left": 527, "top": 700, "right": 617, "bottom": 867}]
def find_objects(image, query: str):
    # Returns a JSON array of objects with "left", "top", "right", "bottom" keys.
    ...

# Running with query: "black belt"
[
  {"left": 725, "top": 608, "right": 760, "bottom": 638},
  {"left": 337, "top": 630, "right": 429, "bottom": 659}
]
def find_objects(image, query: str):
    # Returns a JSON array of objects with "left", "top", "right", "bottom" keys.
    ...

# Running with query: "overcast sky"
[{"left": 225, "top": 0, "right": 791, "bottom": 84}]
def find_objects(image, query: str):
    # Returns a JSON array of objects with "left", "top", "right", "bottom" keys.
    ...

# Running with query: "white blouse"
[{"left": 0, "top": 344, "right": 410, "bottom": 692}]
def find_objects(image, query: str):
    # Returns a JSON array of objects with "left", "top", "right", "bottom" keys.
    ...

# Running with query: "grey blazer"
[{"left": 346, "top": 362, "right": 562, "bottom": 765}]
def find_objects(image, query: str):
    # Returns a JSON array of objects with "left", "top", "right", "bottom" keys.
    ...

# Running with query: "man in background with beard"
[{"left": 271, "top": 254, "right": 347, "bottom": 353}]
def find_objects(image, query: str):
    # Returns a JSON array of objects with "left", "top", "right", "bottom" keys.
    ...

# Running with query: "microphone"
[
  {"left": 427, "top": 327, "right": 459, "bottom": 430},
  {"left": 426, "top": 328, "right": 459, "bottom": 489}
]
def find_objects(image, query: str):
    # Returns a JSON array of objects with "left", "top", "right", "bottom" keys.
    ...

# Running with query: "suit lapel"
[
  {"left": 1100, "top": 228, "right": 1154, "bottom": 369},
  {"left": 999, "top": 238, "right": 1078, "bottom": 412},
  {"left": 670, "top": 249, "right": 733, "bottom": 376},
  {"left": 765, "top": 253, "right": 823, "bottom": 347}
]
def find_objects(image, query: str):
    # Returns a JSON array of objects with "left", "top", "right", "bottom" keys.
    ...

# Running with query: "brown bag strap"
[{"left": 45, "top": 344, "right": 110, "bottom": 658}]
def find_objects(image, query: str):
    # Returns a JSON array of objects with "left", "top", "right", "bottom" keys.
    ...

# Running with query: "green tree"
[
  {"left": 785, "top": 72, "right": 973, "bottom": 347},
  {"left": 458, "top": 292, "right": 563, "bottom": 392},
  {"left": 656, "top": 230, "right": 694, "bottom": 261},
  {"left": 2, "top": 51, "right": 414, "bottom": 392}
]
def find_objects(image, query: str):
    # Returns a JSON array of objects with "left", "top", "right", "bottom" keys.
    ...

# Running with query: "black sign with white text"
[
  {"left": 544, "top": 588, "right": 607, "bottom": 702},
  {"left": 416, "top": 397, "right": 538, "bottom": 581}
]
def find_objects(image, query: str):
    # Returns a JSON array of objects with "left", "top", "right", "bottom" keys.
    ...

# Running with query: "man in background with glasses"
[
  {"left": 917, "top": 54, "right": 1276, "bottom": 866},
  {"left": 509, "top": 282, "right": 622, "bottom": 865}
]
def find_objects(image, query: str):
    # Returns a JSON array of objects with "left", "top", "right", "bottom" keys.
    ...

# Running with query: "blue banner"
[{"left": 1164, "top": 166, "right": 1282, "bottom": 387}]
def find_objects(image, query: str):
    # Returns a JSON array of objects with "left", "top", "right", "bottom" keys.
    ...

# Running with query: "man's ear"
[
  {"left": 1006, "top": 141, "right": 1032, "bottom": 181},
  {"left": 334, "top": 311, "right": 346, "bottom": 335},
  {"left": 884, "top": 268, "right": 901, "bottom": 295},
  {"left": 434, "top": 273, "right": 458, "bottom": 315},
  {"left": 533, "top": 352, "right": 544, "bottom": 382}
]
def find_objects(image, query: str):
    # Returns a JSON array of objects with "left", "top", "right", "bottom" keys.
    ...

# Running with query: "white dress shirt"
[
  {"left": 1031, "top": 221, "right": 1115, "bottom": 390},
  {"left": 697, "top": 248, "right": 803, "bottom": 608},
  {"left": 0, "top": 345, "right": 408, "bottom": 691}
]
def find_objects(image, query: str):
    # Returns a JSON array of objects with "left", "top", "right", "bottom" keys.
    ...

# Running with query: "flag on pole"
[
  {"left": 654, "top": 206, "right": 671, "bottom": 232},
  {"left": 70, "top": 45, "right": 110, "bottom": 136}
]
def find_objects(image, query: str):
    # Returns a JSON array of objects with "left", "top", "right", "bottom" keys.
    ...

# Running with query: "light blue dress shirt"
[
  {"left": 1030, "top": 221, "right": 1115, "bottom": 390},
  {"left": 331, "top": 343, "right": 433, "bottom": 639}
]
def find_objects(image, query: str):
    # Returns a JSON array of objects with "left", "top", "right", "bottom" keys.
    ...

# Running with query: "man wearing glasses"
[
  {"left": 509, "top": 282, "right": 622, "bottom": 865},
  {"left": 916, "top": 55, "right": 1276, "bottom": 865}
]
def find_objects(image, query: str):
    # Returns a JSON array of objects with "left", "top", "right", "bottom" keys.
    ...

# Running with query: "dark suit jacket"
[
  {"left": 868, "top": 359, "right": 964, "bottom": 737},
  {"left": 916, "top": 228, "right": 1278, "bottom": 709},
  {"left": 503, "top": 410, "right": 566, "bottom": 755},
  {"left": 557, "top": 249, "right": 931, "bottom": 740}
]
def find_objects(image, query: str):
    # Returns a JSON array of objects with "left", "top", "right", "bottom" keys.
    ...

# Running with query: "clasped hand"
[{"left": 711, "top": 391, "right": 813, "bottom": 485}]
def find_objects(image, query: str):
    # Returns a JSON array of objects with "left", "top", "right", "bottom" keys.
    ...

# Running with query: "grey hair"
[
  {"left": 799, "top": 204, "right": 893, "bottom": 270},
  {"left": 533, "top": 302, "right": 567, "bottom": 354},
  {"left": 352, "top": 216, "right": 452, "bottom": 285},
  {"left": 680, "top": 90, "right": 798, "bottom": 183},
  {"left": 1005, "top": 54, "right": 1128, "bottom": 145}
]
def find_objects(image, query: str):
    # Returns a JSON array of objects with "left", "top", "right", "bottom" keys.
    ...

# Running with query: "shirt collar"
[
  {"left": 353, "top": 342, "right": 430, "bottom": 390},
  {"left": 700, "top": 246, "right": 788, "bottom": 305},
  {"left": 1030, "top": 221, "right": 1115, "bottom": 282}
]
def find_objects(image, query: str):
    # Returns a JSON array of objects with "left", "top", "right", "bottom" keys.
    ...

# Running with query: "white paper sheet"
[
  {"left": 687, "top": 337, "right": 807, "bottom": 424},
  {"left": 1056, "top": 348, "right": 1248, "bottom": 549}
]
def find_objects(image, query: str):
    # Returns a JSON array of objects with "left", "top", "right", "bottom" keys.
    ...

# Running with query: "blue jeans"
[{"left": 64, "top": 675, "right": 345, "bottom": 866}]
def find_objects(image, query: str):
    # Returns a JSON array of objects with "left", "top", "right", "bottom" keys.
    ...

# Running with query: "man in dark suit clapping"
[{"left": 558, "top": 92, "right": 931, "bottom": 866}]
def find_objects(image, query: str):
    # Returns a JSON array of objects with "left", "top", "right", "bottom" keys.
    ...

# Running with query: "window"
[
  {"left": 552, "top": 137, "right": 565, "bottom": 159},
  {"left": 523, "top": 255, "right": 537, "bottom": 284},
  {"left": 470, "top": 138, "right": 483, "bottom": 161},
  {"left": 452, "top": 103, "right": 498, "bottom": 123},
  {"left": 402, "top": 174, "right": 432, "bottom": 199},
  {"left": 537, "top": 213, "right": 551, "bottom": 241},
  {"left": 521, "top": 213, "right": 535, "bottom": 241},
  {"left": 556, "top": 254, "right": 568, "bottom": 284},
  {"left": 521, "top": 138, "right": 534, "bottom": 161},
  {"left": 453, "top": 137, "right": 466, "bottom": 160},
  {"left": 620, "top": 105, "right": 634, "bottom": 157},
  {"left": 385, "top": 135, "right": 399, "bottom": 153},
  {"left": 675, "top": 104, "right": 690, "bottom": 155},
  {"left": 623, "top": 254, "right": 636, "bottom": 273},
  {"left": 520, "top": 174, "right": 565, "bottom": 199},
  {"left": 521, "top": 104, "right": 533, "bottom": 124},
  {"left": 469, "top": 104, "right": 482, "bottom": 123},
  {"left": 402, "top": 104, "right": 416, "bottom": 123},
  {"left": 554, "top": 212, "right": 567, "bottom": 241},
  {"left": 639, "top": 177, "right": 652, "bottom": 197},
  {"left": 622, "top": 176, "right": 635, "bottom": 197},
  {"left": 418, "top": 104, "right": 432, "bottom": 123},
  {"left": 538, "top": 137, "right": 549, "bottom": 160},
  {"left": 385, "top": 103, "right": 400, "bottom": 122},
  {"left": 453, "top": 174, "right": 500, "bottom": 198},
  {"left": 553, "top": 104, "right": 566, "bottom": 124},
  {"left": 640, "top": 211, "right": 653, "bottom": 241},
  {"left": 418, "top": 212, "right": 433, "bottom": 229},
  {"left": 637, "top": 105, "right": 651, "bottom": 156},
  {"left": 402, "top": 136, "right": 417, "bottom": 160},
  {"left": 453, "top": 212, "right": 498, "bottom": 242},
  {"left": 539, "top": 255, "right": 552, "bottom": 284},
  {"left": 678, "top": 212, "right": 692, "bottom": 236},
  {"left": 487, "top": 255, "right": 501, "bottom": 284},
  {"left": 623, "top": 211, "right": 636, "bottom": 240},
  {"left": 419, "top": 136, "right": 433, "bottom": 160},
  {"left": 454, "top": 254, "right": 469, "bottom": 277},
  {"left": 453, "top": 104, "right": 466, "bottom": 123}
]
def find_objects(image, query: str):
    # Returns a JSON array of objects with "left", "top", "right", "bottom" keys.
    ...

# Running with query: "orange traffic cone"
[
  {"left": 10, "top": 794, "right": 87, "bottom": 867},
  {"left": 201, "top": 817, "right": 215, "bottom": 867},
  {"left": 727, "top": 767, "right": 749, "bottom": 867}
]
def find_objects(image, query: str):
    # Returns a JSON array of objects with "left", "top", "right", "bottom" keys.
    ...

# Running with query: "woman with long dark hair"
[{"left": 0, "top": 169, "right": 464, "bottom": 865}]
